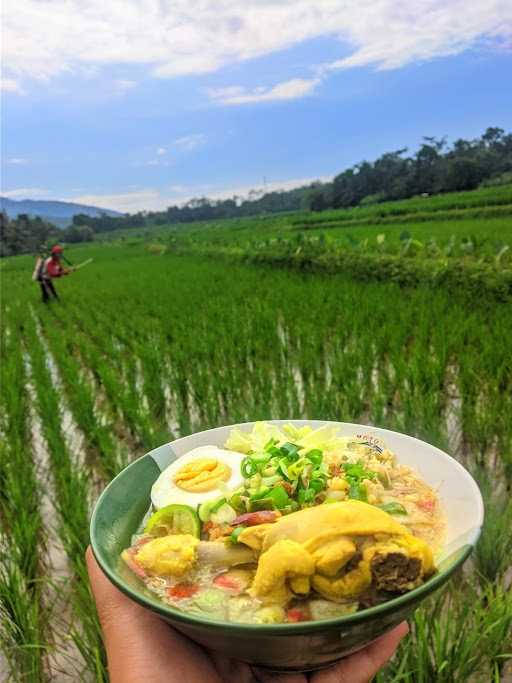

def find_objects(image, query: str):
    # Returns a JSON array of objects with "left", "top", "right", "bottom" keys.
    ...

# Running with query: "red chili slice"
[
  {"left": 231, "top": 510, "right": 278, "bottom": 526},
  {"left": 286, "top": 608, "right": 308, "bottom": 623},
  {"left": 168, "top": 583, "right": 199, "bottom": 599},
  {"left": 213, "top": 574, "right": 242, "bottom": 593}
]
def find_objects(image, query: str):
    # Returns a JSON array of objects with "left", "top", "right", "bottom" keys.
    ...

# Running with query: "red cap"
[{"left": 51, "top": 245, "right": 63, "bottom": 254}]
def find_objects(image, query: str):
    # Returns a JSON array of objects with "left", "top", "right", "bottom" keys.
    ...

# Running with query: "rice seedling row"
[
  {"left": 23, "top": 312, "right": 108, "bottom": 681},
  {"left": 34, "top": 309, "right": 127, "bottom": 481},
  {"left": 0, "top": 303, "right": 48, "bottom": 681}
]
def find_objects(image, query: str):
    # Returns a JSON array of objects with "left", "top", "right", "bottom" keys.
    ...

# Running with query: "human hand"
[{"left": 86, "top": 546, "right": 408, "bottom": 683}]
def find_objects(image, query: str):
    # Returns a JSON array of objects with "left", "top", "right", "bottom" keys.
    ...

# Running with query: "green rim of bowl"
[{"left": 90, "top": 431, "right": 479, "bottom": 635}]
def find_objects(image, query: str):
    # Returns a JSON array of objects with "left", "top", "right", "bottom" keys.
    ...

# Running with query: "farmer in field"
[{"left": 33, "top": 245, "right": 73, "bottom": 303}]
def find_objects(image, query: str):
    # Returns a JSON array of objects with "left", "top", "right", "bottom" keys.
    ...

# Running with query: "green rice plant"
[
  {"left": 35, "top": 308, "right": 127, "bottom": 479},
  {"left": 23, "top": 313, "right": 108, "bottom": 681},
  {"left": 377, "top": 583, "right": 512, "bottom": 682},
  {"left": 0, "top": 559, "right": 47, "bottom": 682},
  {"left": 472, "top": 469, "right": 512, "bottom": 584},
  {"left": 134, "top": 334, "right": 174, "bottom": 444},
  {"left": 0, "top": 305, "right": 48, "bottom": 681}
]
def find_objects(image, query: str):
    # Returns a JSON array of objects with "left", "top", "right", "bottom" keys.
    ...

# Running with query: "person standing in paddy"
[{"left": 34, "top": 245, "right": 73, "bottom": 303}]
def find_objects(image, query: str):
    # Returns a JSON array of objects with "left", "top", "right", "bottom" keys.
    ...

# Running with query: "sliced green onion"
[
  {"left": 281, "top": 442, "right": 300, "bottom": 460},
  {"left": 262, "top": 466, "right": 277, "bottom": 477},
  {"left": 348, "top": 482, "right": 367, "bottom": 502},
  {"left": 230, "top": 525, "right": 247, "bottom": 543},
  {"left": 261, "top": 474, "right": 282, "bottom": 486},
  {"left": 241, "top": 457, "right": 258, "bottom": 478},
  {"left": 297, "top": 488, "right": 316, "bottom": 506},
  {"left": 288, "top": 459, "right": 306, "bottom": 479},
  {"left": 306, "top": 449, "right": 323, "bottom": 466},
  {"left": 251, "top": 452, "right": 272, "bottom": 465},
  {"left": 248, "top": 473, "right": 261, "bottom": 488},
  {"left": 278, "top": 458, "right": 290, "bottom": 479},
  {"left": 249, "top": 486, "right": 271, "bottom": 501},
  {"left": 229, "top": 493, "right": 245, "bottom": 514},
  {"left": 344, "top": 462, "right": 377, "bottom": 480}
]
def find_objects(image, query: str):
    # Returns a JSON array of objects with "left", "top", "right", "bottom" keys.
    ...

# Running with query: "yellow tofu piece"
[
  {"left": 248, "top": 540, "right": 315, "bottom": 604},
  {"left": 135, "top": 534, "right": 199, "bottom": 577},
  {"left": 239, "top": 501, "right": 435, "bottom": 604}
]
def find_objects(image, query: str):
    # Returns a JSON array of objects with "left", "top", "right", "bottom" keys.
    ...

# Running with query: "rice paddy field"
[{"left": 1, "top": 187, "right": 512, "bottom": 681}]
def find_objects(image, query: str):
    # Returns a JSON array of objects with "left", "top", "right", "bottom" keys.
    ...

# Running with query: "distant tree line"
[
  {"left": 308, "top": 127, "right": 512, "bottom": 212},
  {"left": 0, "top": 212, "right": 94, "bottom": 257},
  {"left": 1, "top": 213, "right": 56, "bottom": 257},
  {"left": 2, "top": 126, "right": 511, "bottom": 256},
  {"left": 70, "top": 185, "right": 315, "bottom": 233},
  {"left": 75, "top": 127, "right": 511, "bottom": 233}
]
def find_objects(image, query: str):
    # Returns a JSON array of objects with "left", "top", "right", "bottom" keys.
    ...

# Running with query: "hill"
[{"left": 0, "top": 197, "right": 123, "bottom": 228}]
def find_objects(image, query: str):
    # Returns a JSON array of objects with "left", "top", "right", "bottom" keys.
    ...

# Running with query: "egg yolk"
[{"left": 174, "top": 458, "right": 232, "bottom": 492}]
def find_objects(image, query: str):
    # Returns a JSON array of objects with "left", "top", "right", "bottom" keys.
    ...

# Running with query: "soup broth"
[{"left": 122, "top": 423, "right": 445, "bottom": 624}]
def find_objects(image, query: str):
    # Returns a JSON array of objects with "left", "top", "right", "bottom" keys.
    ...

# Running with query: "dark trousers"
[{"left": 40, "top": 279, "right": 59, "bottom": 303}]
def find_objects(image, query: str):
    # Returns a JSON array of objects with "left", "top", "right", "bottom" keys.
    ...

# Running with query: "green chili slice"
[{"left": 377, "top": 502, "right": 407, "bottom": 515}]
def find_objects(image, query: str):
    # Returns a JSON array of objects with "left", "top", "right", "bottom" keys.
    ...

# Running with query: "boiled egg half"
[{"left": 151, "top": 445, "right": 246, "bottom": 509}]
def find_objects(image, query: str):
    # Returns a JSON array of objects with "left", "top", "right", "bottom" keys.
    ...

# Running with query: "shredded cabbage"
[
  {"left": 226, "top": 421, "right": 352, "bottom": 458},
  {"left": 225, "top": 422, "right": 284, "bottom": 454}
]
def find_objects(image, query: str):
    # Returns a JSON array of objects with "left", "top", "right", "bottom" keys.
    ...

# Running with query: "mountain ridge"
[{"left": 1, "top": 196, "right": 123, "bottom": 228}]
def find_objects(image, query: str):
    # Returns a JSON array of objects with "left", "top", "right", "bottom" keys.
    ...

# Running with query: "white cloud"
[
  {"left": 201, "top": 176, "right": 332, "bottom": 202},
  {"left": 133, "top": 148, "right": 170, "bottom": 167},
  {"left": 2, "top": 187, "right": 49, "bottom": 198},
  {"left": 209, "top": 78, "right": 319, "bottom": 105},
  {"left": 3, "top": 1, "right": 510, "bottom": 91},
  {"left": 173, "top": 133, "right": 207, "bottom": 150},
  {"left": 5, "top": 157, "right": 30, "bottom": 165},
  {"left": 134, "top": 139, "right": 205, "bottom": 169},
  {"left": 69, "top": 189, "right": 160, "bottom": 213},
  {"left": 67, "top": 175, "right": 331, "bottom": 212},
  {"left": 1, "top": 78, "right": 25, "bottom": 94},
  {"left": 112, "top": 79, "right": 136, "bottom": 94}
]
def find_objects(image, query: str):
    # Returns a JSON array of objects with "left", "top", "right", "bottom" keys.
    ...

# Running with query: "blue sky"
[{"left": 2, "top": 1, "right": 511, "bottom": 212}]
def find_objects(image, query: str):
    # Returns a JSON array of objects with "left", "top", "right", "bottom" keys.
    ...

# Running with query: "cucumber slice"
[{"left": 145, "top": 504, "right": 200, "bottom": 538}]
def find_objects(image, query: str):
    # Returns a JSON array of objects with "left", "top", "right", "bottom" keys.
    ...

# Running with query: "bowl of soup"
[{"left": 90, "top": 420, "right": 483, "bottom": 671}]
